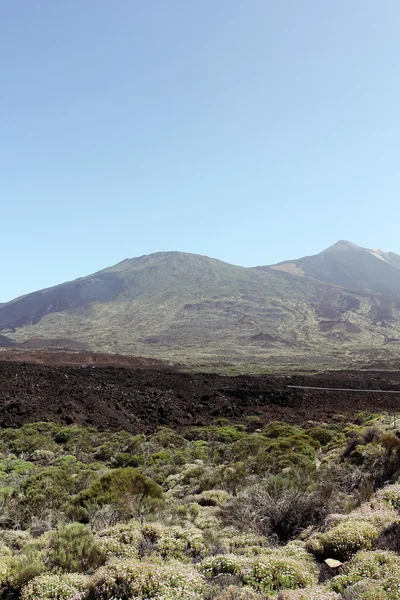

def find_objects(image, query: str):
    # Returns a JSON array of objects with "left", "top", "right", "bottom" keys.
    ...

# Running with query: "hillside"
[
  {"left": 270, "top": 240, "right": 400, "bottom": 296},
  {"left": 1, "top": 247, "right": 400, "bottom": 369}
]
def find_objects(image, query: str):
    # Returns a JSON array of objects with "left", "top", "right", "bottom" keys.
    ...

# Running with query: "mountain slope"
[
  {"left": 2, "top": 248, "right": 400, "bottom": 368},
  {"left": 269, "top": 240, "right": 400, "bottom": 296}
]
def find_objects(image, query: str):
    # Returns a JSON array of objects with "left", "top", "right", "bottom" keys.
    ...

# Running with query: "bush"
[
  {"left": 0, "top": 557, "right": 12, "bottom": 591},
  {"left": 307, "top": 519, "right": 380, "bottom": 561},
  {"left": 200, "top": 553, "right": 317, "bottom": 593},
  {"left": 48, "top": 523, "right": 105, "bottom": 573},
  {"left": 330, "top": 550, "right": 400, "bottom": 594},
  {"left": 74, "top": 467, "right": 163, "bottom": 519},
  {"left": 16, "top": 467, "right": 75, "bottom": 525},
  {"left": 21, "top": 573, "right": 88, "bottom": 600},
  {"left": 241, "top": 555, "right": 317, "bottom": 593},
  {"left": 141, "top": 523, "right": 205, "bottom": 560},
  {"left": 86, "top": 558, "right": 205, "bottom": 599},
  {"left": 277, "top": 587, "right": 342, "bottom": 599},
  {"left": 211, "top": 586, "right": 265, "bottom": 600},
  {"left": 224, "top": 477, "right": 329, "bottom": 542},
  {"left": 95, "top": 522, "right": 142, "bottom": 559},
  {"left": 8, "top": 549, "right": 47, "bottom": 592},
  {"left": 262, "top": 422, "right": 302, "bottom": 439},
  {"left": 200, "top": 554, "right": 245, "bottom": 578}
]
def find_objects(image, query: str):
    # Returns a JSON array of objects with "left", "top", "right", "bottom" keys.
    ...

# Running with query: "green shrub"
[
  {"left": 47, "top": 523, "right": 105, "bottom": 573},
  {"left": 262, "top": 422, "right": 302, "bottom": 439},
  {"left": 95, "top": 522, "right": 142, "bottom": 559},
  {"left": 200, "top": 554, "right": 245, "bottom": 577},
  {"left": 212, "top": 585, "right": 264, "bottom": 599},
  {"left": 86, "top": 558, "right": 205, "bottom": 599},
  {"left": 141, "top": 523, "right": 205, "bottom": 560},
  {"left": 8, "top": 549, "right": 47, "bottom": 592},
  {"left": 185, "top": 426, "right": 245, "bottom": 443},
  {"left": 330, "top": 550, "right": 400, "bottom": 594},
  {"left": 200, "top": 553, "right": 317, "bottom": 593},
  {"left": 75, "top": 467, "right": 163, "bottom": 518},
  {"left": 21, "top": 573, "right": 88, "bottom": 600},
  {"left": 242, "top": 555, "right": 317, "bottom": 592},
  {"left": 0, "top": 557, "right": 12, "bottom": 591},
  {"left": 306, "top": 426, "right": 338, "bottom": 446},
  {"left": 16, "top": 467, "right": 75, "bottom": 524},
  {"left": 277, "top": 587, "right": 342, "bottom": 599},
  {"left": 307, "top": 519, "right": 380, "bottom": 561}
]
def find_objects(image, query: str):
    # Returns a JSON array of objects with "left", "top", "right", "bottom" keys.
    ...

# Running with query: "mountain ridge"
[
  {"left": 2, "top": 242, "right": 400, "bottom": 369},
  {"left": 269, "top": 240, "right": 400, "bottom": 296}
]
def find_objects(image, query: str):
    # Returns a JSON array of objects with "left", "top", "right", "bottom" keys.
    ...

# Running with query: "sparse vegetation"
[{"left": 0, "top": 412, "right": 398, "bottom": 598}]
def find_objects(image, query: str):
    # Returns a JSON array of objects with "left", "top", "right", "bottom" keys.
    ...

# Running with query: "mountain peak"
[{"left": 323, "top": 240, "right": 361, "bottom": 253}]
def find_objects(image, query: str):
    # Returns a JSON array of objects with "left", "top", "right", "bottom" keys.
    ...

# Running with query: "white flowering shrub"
[
  {"left": 213, "top": 585, "right": 265, "bottom": 599},
  {"left": 95, "top": 522, "right": 142, "bottom": 559},
  {"left": 142, "top": 523, "right": 205, "bottom": 560},
  {"left": 277, "top": 587, "right": 342, "bottom": 599},
  {"left": 337, "top": 577, "right": 400, "bottom": 599},
  {"left": 375, "top": 483, "right": 400, "bottom": 511},
  {"left": 200, "top": 552, "right": 317, "bottom": 593},
  {"left": 190, "top": 505, "right": 220, "bottom": 530},
  {"left": 307, "top": 519, "right": 379, "bottom": 561},
  {"left": 331, "top": 550, "right": 400, "bottom": 594},
  {"left": 241, "top": 554, "right": 317, "bottom": 593},
  {"left": 351, "top": 500, "right": 399, "bottom": 529},
  {"left": 224, "top": 532, "right": 266, "bottom": 552},
  {"left": 86, "top": 558, "right": 205, "bottom": 599},
  {"left": 21, "top": 573, "right": 88, "bottom": 600},
  {"left": 200, "top": 554, "right": 245, "bottom": 577}
]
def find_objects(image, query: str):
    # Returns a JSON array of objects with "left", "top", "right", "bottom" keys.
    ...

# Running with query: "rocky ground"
[{"left": 1, "top": 350, "right": 400, "bottom": 432}]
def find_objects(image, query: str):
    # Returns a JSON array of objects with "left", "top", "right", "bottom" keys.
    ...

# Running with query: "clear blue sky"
[{"left": 1, "top": 1, "right": 400, "bottom": 301}]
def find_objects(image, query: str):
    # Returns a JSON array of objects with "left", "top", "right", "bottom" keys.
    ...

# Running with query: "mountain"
[
  {"left": 1, "top": 246, "right": 400, "bottom": 370},
  {"left": 269, "top": 240, "right": 400, "bottom": 296}
]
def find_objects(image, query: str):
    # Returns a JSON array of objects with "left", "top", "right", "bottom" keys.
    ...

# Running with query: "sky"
[{"left": 1, "top": 1, "right": 400, "bottom": 301}]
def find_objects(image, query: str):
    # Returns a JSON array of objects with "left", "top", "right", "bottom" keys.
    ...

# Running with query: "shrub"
[
  {"left": 262, "top": 422, "right": 302, "bottom": 439},
  {"left": 307, "top": 519, "right": 380, "bottom": 561},
  {"left": 375, "top": 483, "right": 400, "bottom": 511},
  {"left": 95, "top": 522, "right": 142, "bottom": 559},
  {"left": 277, "top": 587, "right": 342, "bottom": 599},
  {"left": 330, "top": 550, "right": 400, "bottom": 594},
  {"left": 185, "top": 427, "right": 245, "bottom": 443},
  {"left": 306, "top": 427, "right": 338, "bottom": 447},
  {"left": 241, "top": 555, "right": 317, "bottom": 593},
  {"left": 141, "top": 523, "right": 205, "bottom": 560},
  {"left": 224, "top": 478, "right": 329, "bottom": 542},
  {"left": 16, "top": 467, "right": 75, "bottom": 524},
  {"left": 190, "top": 489, "right": 230, "bottom": 507},
  {"left": 200, "top": 553, "right": 317, "bottom": 593},
  {"left": 0, "top": 557, "right": 12, "bottom": 591},
  {"left": 75, "top": 467, "right": 163, "bottom": 519},
  {"left": 47, "top": 523, "right": 105, "bottom": 573},
  {"left": 0, "top": 530, "right": 31, "bottom": 552},
  {"left": 200, "top": 554, "right": 245, "bottom": 578},
  {"left": 211, "top": 586, "right": 265, "bottom": 600},
  {"left": 21, "top": 573, "right": 88, "bottom": 600},
  {"left": 8, "top": 550, "right": 47, "bottom": 592},
  {"left": 86, "top": 558, "right": 205, "bottom": 599}
]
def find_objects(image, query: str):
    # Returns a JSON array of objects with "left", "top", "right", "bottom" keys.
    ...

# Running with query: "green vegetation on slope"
[
  {"left": 3, "top": 251, "right": 400, "bottom": 369},
  {"left": 1, "top": 412, "right": 400, "bottom": 597}
]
